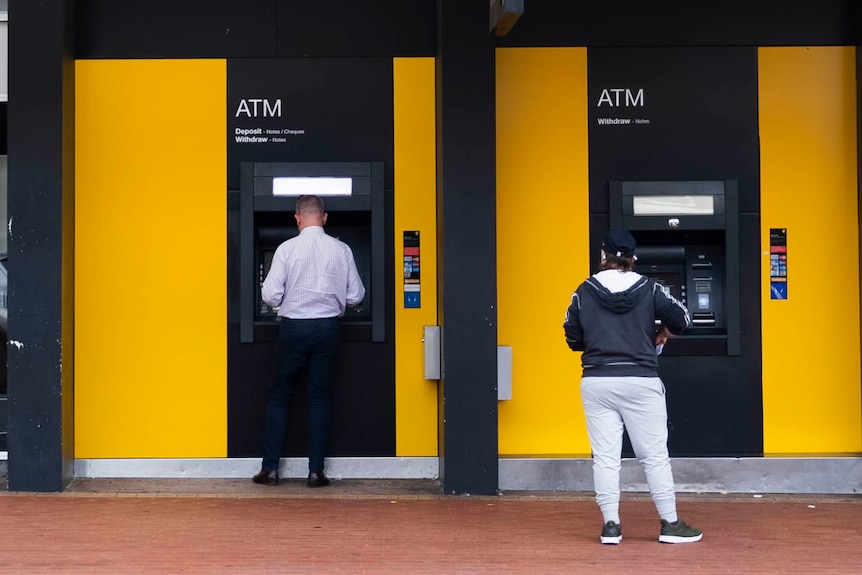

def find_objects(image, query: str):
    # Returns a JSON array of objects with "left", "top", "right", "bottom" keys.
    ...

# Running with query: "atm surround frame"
[
  {"left": 609, "top": 180, "right": 741, "bottom": 356},
  {"left": 239, "top": 161, "right": 386, "bottom": 344}
]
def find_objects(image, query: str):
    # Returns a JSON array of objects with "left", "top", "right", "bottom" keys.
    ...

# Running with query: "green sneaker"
[
  {"left": 659, "top": 519, "right": 702, "bottom": 543},
  {"left": 601, "top": 521, "right": 622, "bottom": 544}
]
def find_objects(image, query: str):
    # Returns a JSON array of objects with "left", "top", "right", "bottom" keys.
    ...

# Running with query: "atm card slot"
[
  {"left": 691, "top": 263, "right": 713, "bottom": 270},
  {"left": 691, "top": 312, "right": 716, "bottom": 326}
]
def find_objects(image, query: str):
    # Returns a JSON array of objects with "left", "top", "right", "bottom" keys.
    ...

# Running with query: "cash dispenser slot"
[
  {"left": 692, "top": 312, "right": 716, "bottom": 326},
  {"left": 609, "top": 179, "right": 740, "bottom": 356}
]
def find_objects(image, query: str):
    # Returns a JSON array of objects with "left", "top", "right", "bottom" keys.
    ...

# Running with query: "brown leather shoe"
[
  {"left": 252, "top": 468, "right": 278, "bottom": 486},
  {"left": 307, "top": 471, "right": 330, "bottom": 488}
]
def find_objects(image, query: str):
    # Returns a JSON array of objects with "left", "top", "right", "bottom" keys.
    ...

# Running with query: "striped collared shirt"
[{"left": 261, "top": 226, "right": 366, "bottom": 319}]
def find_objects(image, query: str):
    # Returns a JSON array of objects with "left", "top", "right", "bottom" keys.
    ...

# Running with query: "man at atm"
[
  {"left": 562, "top": 229, "right": 702, "bottom": 545},
  {"left": 252, "top": 194, "right": 366, "bottom": 488}
]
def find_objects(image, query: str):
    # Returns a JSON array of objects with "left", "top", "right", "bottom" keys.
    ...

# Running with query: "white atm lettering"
[
  {"left": 235, "top": 98, "right": 283, "bottom": 118},
  {"left": 597, "top": 89, "right": 644, "bottom": 107}
]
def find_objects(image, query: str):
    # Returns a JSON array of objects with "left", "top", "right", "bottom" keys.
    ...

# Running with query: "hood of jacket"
[{"left": 583, "top": 271, "right": 651, "bottom": 314}]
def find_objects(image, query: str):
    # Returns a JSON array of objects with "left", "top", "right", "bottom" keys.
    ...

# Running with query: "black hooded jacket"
[{"left": 563, "top": 270, "right": 691, "bottom": 377}]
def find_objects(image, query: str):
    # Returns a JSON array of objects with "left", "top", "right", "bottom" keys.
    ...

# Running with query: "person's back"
[
  {"left": 263, "top": 226, "right": 364, "bottom": 320},
  {"left": 570, "top": 269, "right": 688, "bottom": 377}
]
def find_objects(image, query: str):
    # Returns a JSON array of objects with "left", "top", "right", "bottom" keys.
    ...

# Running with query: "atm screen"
[
  {"left": 263, "top": 250, "right": 275, "bottom": 278},
  {"left": 648, "top": 272, "right": 682, "bottom": 301}
]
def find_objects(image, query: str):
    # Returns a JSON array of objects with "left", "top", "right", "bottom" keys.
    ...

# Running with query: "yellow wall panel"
[
  {"left": 75, "top": 59, "right": 227, "bottom": 457},
  {"left": 496, "top": 48, "right": 591, "bottom": 455},
  {"left": 393, "top": 58, "right": 439, "bottom": 456},
  {"left": 759, "top": 47, "right": 861, "bottom": 454}
]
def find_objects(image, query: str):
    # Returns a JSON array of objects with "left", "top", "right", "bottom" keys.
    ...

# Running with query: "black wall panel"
[
  {"left": 227, "top": 324, "right": 396, "bottom": 458},
  {"left": 227, "top": 58, "right": 395, "bottom": 190},
  {"left": 277, "top": 0, "right": 436, "bottom": 57},
  {"left": 76, "top": 0, "right": 278, "bottom": 58},
  {"left": 76, "top": 0, "right": 436, "bottom": 59},
  {"left": 589, "top": 47, "right": 761, "bottom": 213},
  {"left": 497, "top": 0, "right": 858, "bottom": 47},
  {"left": 226, "top": 58, "right": 396, "bottom": 458},
  {"left": 588, "top": 47, "right": 763, "bottom": 456}
]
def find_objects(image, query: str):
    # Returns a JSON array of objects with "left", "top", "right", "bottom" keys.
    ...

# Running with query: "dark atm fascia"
[
  {"left": 609, "top": 180, "right": 740, "bottom": 356},
  {"left": 240, "top": 161, "right": 385, "bottom": 344}
]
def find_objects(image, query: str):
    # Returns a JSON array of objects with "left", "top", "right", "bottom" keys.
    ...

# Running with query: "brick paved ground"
[{"left": 1, "top": 476, "right": 860, "bottom": 574}]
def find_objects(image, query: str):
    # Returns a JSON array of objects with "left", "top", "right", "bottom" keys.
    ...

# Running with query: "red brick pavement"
[{"left": 0, "top": 479, "right": 860, "bottom": 574}]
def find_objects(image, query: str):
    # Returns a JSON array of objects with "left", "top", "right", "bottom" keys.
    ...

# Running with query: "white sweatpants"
[{"left": 580, "top": 376, "right": 678, "bottom": 523}]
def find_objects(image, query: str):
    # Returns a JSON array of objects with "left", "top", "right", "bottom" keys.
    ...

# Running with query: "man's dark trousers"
[{"left": 262, "top": 317, "right": 340, "bottom": 473}]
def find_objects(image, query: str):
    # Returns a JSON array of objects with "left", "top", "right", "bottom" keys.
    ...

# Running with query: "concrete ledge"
[
  {"left": 499, "top": 457, "right": 862, "bottom": 494},
  {"left": 70, "top": 456, "right": 862, "bottom": 494},
  {"left": 74, "top": 457, "right": 440, "bottom": 480}
]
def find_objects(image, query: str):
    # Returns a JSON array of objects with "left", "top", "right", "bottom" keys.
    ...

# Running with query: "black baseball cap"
[{"left": 602, "top": 229, "right": 637, "bottom": 259}]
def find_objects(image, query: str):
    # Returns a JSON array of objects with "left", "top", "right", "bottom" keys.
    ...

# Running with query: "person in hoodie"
[{"left": 563, "top": 229, "right": 702, "bottom": 545}]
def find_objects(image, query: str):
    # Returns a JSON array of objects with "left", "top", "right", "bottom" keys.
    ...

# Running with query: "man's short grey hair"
[{"left": 295, "top": 195, "right": 325, "bottom": 216}]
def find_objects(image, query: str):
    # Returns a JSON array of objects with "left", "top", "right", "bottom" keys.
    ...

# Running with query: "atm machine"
[
  {"left": 609, "top": 180, "right": 740, "bottom": 356},
  {"left": 239, "top": 161, "right": 385, "bottom": 344}
]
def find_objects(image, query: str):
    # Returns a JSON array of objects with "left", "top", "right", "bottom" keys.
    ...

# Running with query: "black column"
[
  {"left": 7, "top": 0, "right": 76, "bottom": 491},
  {"left": 435, "top": 0, "right": 498, "bottom": 495}
]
